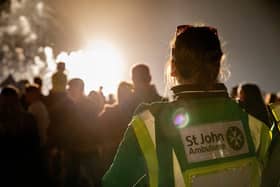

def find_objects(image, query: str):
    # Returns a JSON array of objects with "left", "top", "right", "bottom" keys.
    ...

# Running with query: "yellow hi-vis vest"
[
  {"left": 268, "top": 102, "right": 280, "bottom": 132},
  {"left": 132, "top": 109, "right": 271, "bottom": 187}
]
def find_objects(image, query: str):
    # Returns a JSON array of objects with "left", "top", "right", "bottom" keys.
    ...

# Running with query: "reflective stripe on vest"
[
  {"left": 183, "top": 157, "right": 261, "bottom": 187},
  {"left": 268, "top": 102, "right": 280, "bottom": 133},
  {"left": 248, "top": 115, "right": 262, "bottom": 152},
  {"left": 133, "top": 110, "right": 187, "bottom": 187},
  {"left": 248, "top": 115, "right": 272, "bottom": 167},
  {"left": 132, "top": 110, "right": 158, "bottom": 187},
  {"left": 172, "top": 149, "right": 187, "bottom": 187},
  {"left": 269, "top": 102, "right": 280, "bottom": 122}
]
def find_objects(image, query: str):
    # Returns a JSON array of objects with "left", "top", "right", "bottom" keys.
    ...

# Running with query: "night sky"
[{"left": 50, "top": 0, "right": 280, "bottom": 94}]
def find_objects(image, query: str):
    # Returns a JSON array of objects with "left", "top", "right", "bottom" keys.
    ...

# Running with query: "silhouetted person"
[
  {"left": 34, "top": 76, "right": 43, "bottom": 93},
  {"left": 88, "top": 90, "right": 105, "bottom": 115},
  {"left": 0, "top": 86, "right": 42, "bottom": 187},
  {"left": 47, "top": 91, "right": 77, "bottom": 187},
  {"left": 238, "top": 83, "right": 272, "bottom": 128},
  {"left": 67, "top": 79, "right": 99, "bottom": 138},
  {"left": 17, "top": 79, "right": 30, "bottom": 94},
  {"left": 107, "top": 94, "right": 116, "bottom": 105},
  {"left": 45, "top": 61, "right": 68, "bottom": 110},
  {"left": 17, "top": 79, "right": 30, "bottom": 110},
  {"left": 26, "top": 85, "right": 49, "bottom": 147},
  {"left": 98, "top": 81, "right": 135, "bottom": 177},
  {"left": 52, "top": 62, "right": 67, "bottom": 93},
  {"left": 45, "top": 61, "right": 69, "bottom": 149},
  {"left": 67, "top": 78, "right": 99, "bottom": 128},
  {"left": 33, "top": 76, "right": 47, "bottom": 99},
  {"left": 98, "top": 86, "right": 106, "bottom": 106},
  {"left": 265, "top": 92, "right": 277, "bottom": 105},
  {"left": 131, "top": 64, "right": 164, "bottom": 110},
  {"left": 46, "top": 62, "right": 77, "bottom": 186},
  {"left": 66, "top": 78, "right": 100, "bottom": 187}
]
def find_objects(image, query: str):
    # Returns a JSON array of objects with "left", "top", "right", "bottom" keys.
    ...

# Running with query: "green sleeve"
[{"left": 102, "top": 124, "right": 148, "bottom": 187}]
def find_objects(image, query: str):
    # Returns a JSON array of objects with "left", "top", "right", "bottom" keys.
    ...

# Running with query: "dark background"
[{"left": 2, "top": 0, "right": 280, "bottom": 94}]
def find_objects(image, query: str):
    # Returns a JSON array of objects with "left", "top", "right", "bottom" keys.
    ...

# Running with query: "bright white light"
[
  {"left": 19, "top": 16, "right": 31, "bottom": 36},
  {"left": 56, "top": 41, "right": 125, "bottom": 95},
  {"left": 36, "top": 2, "right": 44, "bottom": 15}
]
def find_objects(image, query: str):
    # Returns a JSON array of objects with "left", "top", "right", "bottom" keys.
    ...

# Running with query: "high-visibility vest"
[
  {"left": 261, "top": 102, "right": 280, "bottom": 187},
  {"left": 131, "top": 100, "right": 271, "bottom": 187},
  {"left": 268, "top": 102, "right": 280, "bottom": 133}
]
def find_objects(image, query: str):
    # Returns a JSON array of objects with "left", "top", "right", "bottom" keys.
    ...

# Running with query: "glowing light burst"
[
  {"left": 172, "top": 108, "right": 190, "bottom": 128},
  {"left": 56, "top": 41, "right": 125, "bottom": 95}
]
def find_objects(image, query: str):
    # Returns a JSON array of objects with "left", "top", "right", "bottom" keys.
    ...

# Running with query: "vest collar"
[{"left": 171, "top": 83, "right": 228, "bottom": 100}]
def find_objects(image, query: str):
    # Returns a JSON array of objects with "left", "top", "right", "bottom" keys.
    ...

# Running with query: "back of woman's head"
[
  {"left": 171, "top": 25, "right": 223, "bottom": 89},
  {"left": 238, "top": 84, "right": 263, "bottom": 104},
  {"left": 238, "top": 83, "right": 271, "bottom": 126}
]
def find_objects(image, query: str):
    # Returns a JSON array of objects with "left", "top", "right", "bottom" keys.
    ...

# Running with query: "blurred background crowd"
[
  {"left": 0, "top": 61, "right": 278, "bottom": 187},
  {"left": 0, "top": 62, "right": 166, "bottom": 187}
]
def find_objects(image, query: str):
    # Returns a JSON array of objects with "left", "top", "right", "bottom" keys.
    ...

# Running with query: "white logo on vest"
[
  {"left": 226, "top": 126, "right": 245, "bottom": 151},
  {"left": 179, "top": 121, "right": 249, "bottom": 163}
]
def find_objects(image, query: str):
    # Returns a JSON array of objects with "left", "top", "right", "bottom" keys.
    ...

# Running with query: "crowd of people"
[
  {"left": 0, "top": 61, "right": 164, "bottom": 187},
  {"left": 0, "top": 25, "right": 279, "bottom": 187}
]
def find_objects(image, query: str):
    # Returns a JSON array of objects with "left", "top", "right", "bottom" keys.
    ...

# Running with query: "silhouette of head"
[
  {"left": 25, "top": 84, "right": 40, "bottom": 104},
  {"left": 238, "top": 84, "right": 263, "bottom": 103},
  {"left": 1, "top": 86, "right": 19, "bottom": 97},
  {"left": 238, "top": 83, "right": 271, "bottom": 126},
  {"left": 68, "top": 78, "right": 85, "bottom": 101},
  {"left": 88, "top": 90, "right": 105, "bottom": 112},
  {"left": 57, "top": 62, "right": 66, "bottom": 72},
  {"left": 238, "top": 83, "right": 264, "bottom": 108},
  {"left": 265, "top": 93, "right": 277, "bottom": 104},
  {"left": 34, "top": 76, "right": 42, "bottom": 89},
  {"left": 117, "top": 81, "right": 133, "bottom": 105},
  {"left": 131, "top": 64, "right": 151, "bottom": 88},
  {"left": 17, "top": 79, "right": 30, "bottom": 94},
  {"left": 170, "top": 25, "right": 223, "bottom": 89},
  {"left": 0, "top": 86, "right": 20, "bottom": 106}
]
